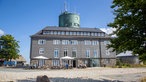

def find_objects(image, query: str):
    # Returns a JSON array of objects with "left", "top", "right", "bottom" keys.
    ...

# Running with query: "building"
[
  {"left": 117, "top": 51, "right": 139, "bottom": 64},
  {"left": 30, "top": 10, "right": 116, "bottom": 68},
  {"left": 2, "top": 55, "right": 26, "bottom": 66},
  {"left": 11, "top": 55, "right": 26, "bottom": 66}
]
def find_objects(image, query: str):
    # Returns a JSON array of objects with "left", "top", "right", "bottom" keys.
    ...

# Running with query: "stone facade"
[{"left": 30, "top": 27, "right": 116, "bottom": 68}]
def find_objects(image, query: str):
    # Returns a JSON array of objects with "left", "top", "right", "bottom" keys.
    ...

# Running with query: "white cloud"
[
  {"left": 0, "top": 29, "right": 4, "bottom": 36},
  {"left": 99, "top": 27, "right": 116, "bottom": 37}
]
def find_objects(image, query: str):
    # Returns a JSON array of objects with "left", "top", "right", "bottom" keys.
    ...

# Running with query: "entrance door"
[
  {"left": 73, "top": 60, "right": 76, "bottom": 67},
  {"left": 38, "top": 59, "right": 44, "bottom": 67}
]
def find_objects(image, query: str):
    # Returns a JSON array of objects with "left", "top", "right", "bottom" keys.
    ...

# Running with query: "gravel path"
[{"left": 0, "top": 67, "right": 146, "bottom": 82}]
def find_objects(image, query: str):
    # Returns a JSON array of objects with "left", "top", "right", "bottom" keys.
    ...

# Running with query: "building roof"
[
  {"left": 117, "top": 51, "right": 138, "bottom": 57},
  {"left": 31, "top": 26, "right": 106, "bottom": 37},
  {"left": 30, "top": 26, "right": 113, "bottom": 39},
  {"left": 42, "top": 26, "right": 103, "bottom": 32},
  {"left": 11, "top": 55, "right": 26, "bottom": 62}
]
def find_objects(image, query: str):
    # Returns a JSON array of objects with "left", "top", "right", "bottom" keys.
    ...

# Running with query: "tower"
[{"left": 59, "top": 2, "right": 80, "bottom": 28}]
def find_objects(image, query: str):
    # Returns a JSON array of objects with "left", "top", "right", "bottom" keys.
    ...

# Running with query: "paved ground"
[{"left": 0, "top": 67, "right": 146, "bottom": 82}]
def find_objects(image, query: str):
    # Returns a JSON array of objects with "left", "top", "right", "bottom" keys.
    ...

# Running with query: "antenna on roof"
[
  {"left": 73, "top": 7, "right": 76, "bottom": 13},
  {"left": 64, "top": 1, "right": 67, "bottom": 12}
]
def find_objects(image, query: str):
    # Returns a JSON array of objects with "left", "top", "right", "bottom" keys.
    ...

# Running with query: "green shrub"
[{"left": 115, "top": 59, "right": 131, "bottom": 68}]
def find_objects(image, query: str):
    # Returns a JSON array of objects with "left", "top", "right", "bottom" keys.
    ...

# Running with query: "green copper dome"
[{"left": 59, "top": 11, "right": 80, "bottom": 28}]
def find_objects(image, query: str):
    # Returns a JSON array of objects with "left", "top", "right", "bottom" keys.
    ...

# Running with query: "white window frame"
[
  {"left": 38, "top": 39, "right": 46, "bottom": 45},
  {"left": 92, "top": 41, "right": 97, "bottom": 45},
  {"left": 72, "top": 48, "right": 77, "bottom": 57},
  {"left": 97, "top": 33, "right": 100, "bottom": 36},
  {"left": 70, "top": 40, "right": 78, "bottom": 45},
  {"left": 43, "top": 31, "right": 49, "bottom": 34},
  {"left": 53, "top": 40, "right": 60, "bottom": 45},
  {"left": 91, "top": 32, "right": 94, "bottom": 36},
  {"left": 106, "top": 49, "right": 110, "bottom": 55},
  {"left": 57, "top": 31, "right": 61, "bottom": 35},
  {"left": 83, "top": 32, "right": 86, "bottom": 36},
  {"left": 104, "top": 41, "right": 110, "bottom": 45},
  {"left": 54, "top": 49, "right": 59, "bottom": 58},
  {"left": 52, "top": 60, "right": 60, "bottom": 66},
  {"left": 95, "top": 33, "right": 98, "bottom": 36},
  {"left": 50, "top": 31, "right": 53, "bottom": 35},
  {"left": 77, "top": 32, "right": 80, "bottom": 35},
  {"left": 81, "top": 32, "right": 83, "bottom": 36},
  {"left": 93, "top": 50, "right": 98, "bottom": 58},
  {"left": 70, "top": 32, "right": 73, "bottom": 35},
  {"left": 54, "top": 31, "right": 57, "bottom": 35},
  {"left": 87, "top": 32, "right": 90, "bottom": 36},
  {"left": 101, "top": 33, "right": 105, "bottom": 36},
  {"left": 62, "top": 40, "right": 69, "bottom": 45},
  {"left": 61, "top": 31, "right": 65, "bottom": 35},
  {"left": 85, "top": 40, "right": 91, "bottom": 45},
  {"left": 66, "top": 31, "right": 69, "bottom": 35},
  {"left": 86, "top": 49, "right": 90, "bottom": 58},
  {"left": 39, "top": 48, "right": 44, "bottom": 54},
  {"left": 64, "top": 48, "right": 68, "bottom": 56}
]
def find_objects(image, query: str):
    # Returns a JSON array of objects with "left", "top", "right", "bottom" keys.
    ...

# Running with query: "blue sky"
[{"left": 0, "top": 0, "right": 114, "bottom": 63}]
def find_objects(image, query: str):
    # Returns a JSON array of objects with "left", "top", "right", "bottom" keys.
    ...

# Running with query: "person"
[{"left": 66, "top": 63, "right": 68, "bottom": 69}]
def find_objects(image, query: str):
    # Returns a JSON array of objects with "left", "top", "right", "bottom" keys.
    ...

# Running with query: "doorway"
[{"left": 73, "top": 60, "right": 76, "bottom": 67}]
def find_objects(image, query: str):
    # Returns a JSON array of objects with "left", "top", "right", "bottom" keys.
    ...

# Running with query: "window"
[
  {"left": 85, "top": 40, "right": 91, "bottom": 45},
  {"left": 93, "top": 50, "right": 98, "bottom": 58},
  {"left": 57, "top": 31, "right": 61, "bottom": 35},
  {"left": 106, "top": 49, "right": 110, "bottom": 55},
  {"left": 39, "top": 48, "right": 44, "bottom": 54},
  {"left": 72, "top": 48, "right": 77, "bottom": 57},
  {"left": 73, "top": 32, "right": 77, "bottom": 35},
  {"left": 97, "top": 33, "right": 100, "bottom": 36},
  {"left": 61, "top": 31, "right": 65, "bottom": 35},
  {"left": 52, "top": 60, "right": 60, "bottom": 66},
  {"left": 92, "top": 41, "right": 96, "bottom": 45},
  {"left": 43, "top": 31, "right": 49, "bottom": 34},
  {"left": 54, "top": 49, "right": 59, "bottom": 58},
  {"left": 104, "top": 41, "right": 110, "bottom": 45},
  {"left": 91, "top": 33, "right": 94, "bottom": 36},
  {"left": 81, "top": 32, "right": 83, "bottom": 35},
  {"left": 70, "top": 32, "right": 73, "bottom": 35},
  {"left": 83, "top": 32, "right": 86, "bottom": 36},
  {"left": 53, "top": 40, "right": 60, "bottom": 45},
  {"left": 86, "top": 49, "right": 90, "bottom": 58},
  {"left": 66, "top": 31, "right": 69, "bottom": 35},
  {"left": 95, "top": 33, "right": 98, "bottom": 36},
  {"left": 62, "top": 40, "right": 69, "bottom": 45},
  {"left": 70, "top": 40, "right": 78, "bottom": 45},
  {"left": 92, "top": 41, "right": 99, "bottom": 45},
  {"left": 50, "top": 31, "right": 53, "bottom": 35},
  {"left": 64, "top": 48, "right": 68, "bottom": 56},
  {"left": 77, "top": 32, "right": 80, "bottom": 35},
  {"left": 101, "top": 33, "right": 105, "bottom": 36},
  {"left": 87, "top": 32, "right": 90, "bottom": 36},
  {"left": 54, "top": 31, "right": 57, "bottom": 35},
  {"left": 38, "top": 39, "right": 46, "bottom": 45}
]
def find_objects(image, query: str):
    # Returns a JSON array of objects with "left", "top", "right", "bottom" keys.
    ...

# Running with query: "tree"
[
  {"left": 108, "top": 0, "right": 146, "bottom": 61},
  {"left": 0, "top": 34, "right": 19, "bottom": 61}
]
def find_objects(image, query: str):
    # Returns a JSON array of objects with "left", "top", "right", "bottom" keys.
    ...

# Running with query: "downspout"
[{"left": 99, "top": 38, "right": 102, "bottom": 67}]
